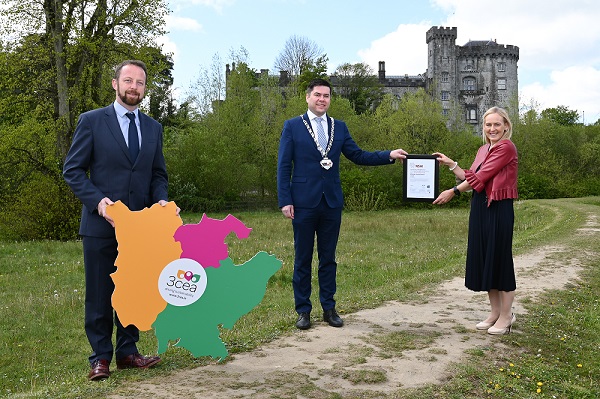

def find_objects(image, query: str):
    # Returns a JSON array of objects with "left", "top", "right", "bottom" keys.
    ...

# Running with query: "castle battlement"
[
  {"left": 426, "top": 26, "right": 457, "bottom": 43},
  {"left": 382, "top": 75, "right": 426, "bottom": 87},
  {"left": 458, "top": 44, "right": 520, "bottom": 60}
]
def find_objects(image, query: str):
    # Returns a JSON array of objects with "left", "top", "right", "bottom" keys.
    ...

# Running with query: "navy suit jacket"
[
  {"left": 63, "top": 104, "right": 168, "bottom": 238},
  {"left": 277, "top": 113, "right": 393, "bottom": 209}
]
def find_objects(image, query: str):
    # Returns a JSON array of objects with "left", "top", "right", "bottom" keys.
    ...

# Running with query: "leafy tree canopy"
[
  {"left": 540, "top": 105, "right": 580, "bottom": 126},
  {"left": 333, "top": 62, "right": 383, "bottom": 114}
]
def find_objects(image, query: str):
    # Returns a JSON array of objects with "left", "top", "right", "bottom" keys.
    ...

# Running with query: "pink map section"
[{"left": 173, "top": 214, "right": 252, "bottom": 268}]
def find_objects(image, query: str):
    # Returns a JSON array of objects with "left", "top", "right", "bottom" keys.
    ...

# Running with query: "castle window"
[
  {"left": 441, "top": 72, "right": 449, "bottom": 83},
  {"left": 441, "top": 91, "right": 450, "bottom": 101},
  {"left": 466, "top": 107, "right": 477, "bottom": 122},
  {"left": 497, "top": 62, "right": 506, "bottom": 72},
  {"left": 442, "top": 109, "right": 449, "bottom": 116},
  {"left": 498, "top": 78, "right": 506, "bottom": 90},
  {"left": 463, "top": 77, "right": 476, "bottom": 91}
]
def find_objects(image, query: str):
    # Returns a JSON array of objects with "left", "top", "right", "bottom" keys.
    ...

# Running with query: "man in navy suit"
[
  {"left": 63, "top": 60, "right": 176, "bottom": 380},
  {"left": 277, "top": 79, "right": 407, "bottom": 330}
]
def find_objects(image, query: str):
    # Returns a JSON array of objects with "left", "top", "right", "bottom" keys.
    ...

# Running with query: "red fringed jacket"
[{"left": 465, "top": 139, "right": 518, "bottom": 207}]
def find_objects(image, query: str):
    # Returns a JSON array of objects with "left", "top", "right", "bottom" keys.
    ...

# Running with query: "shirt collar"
[
  {"left": 307, "top": 109, "right": 327, "bottom": 121},
  {"left": 113, "top": 101, "right": 139, "bottom": 119}
]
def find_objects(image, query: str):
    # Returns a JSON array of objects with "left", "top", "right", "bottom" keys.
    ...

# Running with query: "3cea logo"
[
  {"left": 173, "top": 270, "right": 202, "bottom": 286},
  {"left": 158, "top": 258, "right": 208, "bottom": 307}
]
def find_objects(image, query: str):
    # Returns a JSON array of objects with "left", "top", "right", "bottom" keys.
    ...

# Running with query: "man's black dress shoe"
[
  {"left": 323, "top": 309, "right": 343, "bottom": 327},
  {"left": 88, "top": 359, "right": 110, "bottom": 381},
  {"left": 296, "top": 312, "right": 311, "bottom": 330}
]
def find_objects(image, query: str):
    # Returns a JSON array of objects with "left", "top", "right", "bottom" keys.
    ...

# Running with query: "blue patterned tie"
[
  {"left": 315, "top": 116, "right": 327, "bottom": 150},
  {"left": 126, "top": 112, "right": 139, "bottom": 161}
]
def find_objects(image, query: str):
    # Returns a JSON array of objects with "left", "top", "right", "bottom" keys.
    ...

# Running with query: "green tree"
[
  {"left": 1, "top": 0, "right": 169, "bottom": 158},
  {"left": 145, "top": 47, "right": 178, "bottom": 126},
  {"left": 169, "top": 61, "right": 285, "bottom": 211},
  {"left": 293, "top": 54, "right": 329, "bottom": 94},
  {"left": 333, "top": 62, "right": 383, "bottom": 114},
  {"left": 0, "top": 0, "right": 171, "bottom": 239},
  {"left": 189, "top": 53, "right": 228, "bottom": 117},
  {"left": 540, "top": 105, "right": 580, "bottom": 126}
]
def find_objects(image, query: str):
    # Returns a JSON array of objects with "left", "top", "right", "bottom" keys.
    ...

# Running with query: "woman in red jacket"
[{"left": 433, "top": 106, "right": 518, "bottom": 335}]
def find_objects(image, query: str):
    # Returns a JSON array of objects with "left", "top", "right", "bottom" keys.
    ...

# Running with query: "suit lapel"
[
  {"left": 103, "top": 105, "right": 131, "bottom": 161},
  {"left": 138, "top": 112, "right": 154, "bottom": 161}
]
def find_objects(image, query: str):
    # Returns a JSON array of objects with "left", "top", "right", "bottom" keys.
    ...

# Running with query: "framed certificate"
[{"left": 403, "top": 154, "right": 439, "bottom": 202}]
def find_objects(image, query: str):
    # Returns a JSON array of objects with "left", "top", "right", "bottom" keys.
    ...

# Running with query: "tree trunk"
[{"left": 47, "top": 0, "right": 72, "bottom": 161}]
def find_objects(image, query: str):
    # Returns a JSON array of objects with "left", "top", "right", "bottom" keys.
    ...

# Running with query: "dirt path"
[{"left": 109, "top": 214, "right": 598, "bottom": 399}]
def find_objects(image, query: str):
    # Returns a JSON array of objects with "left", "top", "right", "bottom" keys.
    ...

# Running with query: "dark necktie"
[{"left": 126, "top": 112, "right": 139, "bottom": 161}]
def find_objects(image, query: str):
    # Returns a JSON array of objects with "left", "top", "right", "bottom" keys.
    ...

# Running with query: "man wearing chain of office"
[{"left": 277, "top": 78, "right": 408, "bottom": 330}]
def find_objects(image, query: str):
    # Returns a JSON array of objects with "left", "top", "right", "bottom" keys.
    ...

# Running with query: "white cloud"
[
  {"left": 165, "top": 15, "right": 203, "bottom": 32},
  {"left": 157, "top": 35, "right": 179, "bottom": 63},
  {"left": 438, "top": 0, "right": 600, "bottom": 122},
  {"left": 439, "top": 0, "right": 600, "bottom": 72},
  {"left": 521, "top": 66, "right": 600, "bottom": 123},
  {"left": 358, "top": 0, "right": 600, "bottom": 123},
  {"left": 170, "top": 0, "right": 234, "bottom": 13},
  {"left": 357, "top": 23, "right": 431, "bottom": 76}
]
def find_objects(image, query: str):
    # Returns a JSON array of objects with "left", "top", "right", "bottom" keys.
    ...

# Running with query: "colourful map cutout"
[{"left": 107, "top": 201, "right": 282, "bottom": 359}]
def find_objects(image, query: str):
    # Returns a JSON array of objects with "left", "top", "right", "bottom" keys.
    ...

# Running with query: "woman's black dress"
[{"left": 465, "top": 189, "right": 516, "bottom": 292}]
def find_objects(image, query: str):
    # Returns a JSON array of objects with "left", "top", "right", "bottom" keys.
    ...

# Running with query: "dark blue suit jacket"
[
  {"left": 63, "top": 104, "right": 168, "bottom": 238},
  {"left": 277, "top": 113, "right": 392, "bottom": 209}
]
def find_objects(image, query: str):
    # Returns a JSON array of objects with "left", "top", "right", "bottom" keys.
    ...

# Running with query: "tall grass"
[{"left": 0, "top": 197, "right": 598, "bottom": 398}]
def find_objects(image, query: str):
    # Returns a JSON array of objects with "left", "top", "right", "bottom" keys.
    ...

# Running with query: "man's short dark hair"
[
  {"left": 306, "top": 78, "right": 332, "bottom": 94},
  {"left": 114, "top": 60, "right": 148, "bottom": 81}
]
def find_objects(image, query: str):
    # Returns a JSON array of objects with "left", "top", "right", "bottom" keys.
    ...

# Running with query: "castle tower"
[
  {"left": 426, "top": 26, "right": 458, "bottom": 117},
  {"left": 426, "top": 26, "right": 519, "bottom": 130},
  {"left": 457, "top": 40, "right": 519, "bottom": 125}
]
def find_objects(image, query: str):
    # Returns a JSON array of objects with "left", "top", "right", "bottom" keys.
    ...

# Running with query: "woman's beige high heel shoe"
[
  {"left": 475, "top": 318, "right": 498, "bottom": 330},
  {"left": 487, "top": 314, "right": 516, "bottom": 335}
]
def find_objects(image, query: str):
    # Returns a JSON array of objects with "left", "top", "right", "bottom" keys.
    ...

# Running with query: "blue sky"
[{"left": 162, "top": 0, "right": 600, "bottom": 124}]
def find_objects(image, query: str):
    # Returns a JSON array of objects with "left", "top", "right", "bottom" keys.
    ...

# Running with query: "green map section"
[{"left": 153, "top": 251, "right": 282, "bottom": 359}]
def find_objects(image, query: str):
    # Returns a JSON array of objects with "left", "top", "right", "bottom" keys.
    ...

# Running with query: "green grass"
[{"left": 0, "top": 197, "right": 598, "bottom": 398}]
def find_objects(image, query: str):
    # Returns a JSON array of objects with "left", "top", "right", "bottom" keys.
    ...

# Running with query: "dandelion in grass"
[{"left": 577, "top": 364, "right": 582, "bottom": 368}]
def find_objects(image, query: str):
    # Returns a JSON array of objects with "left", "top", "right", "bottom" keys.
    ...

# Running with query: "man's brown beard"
[{"left": 119, "top": 90, "right": 143, "bottom": 106}]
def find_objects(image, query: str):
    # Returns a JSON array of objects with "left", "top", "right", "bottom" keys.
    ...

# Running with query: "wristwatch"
[{"left": 453, "top": 186, "right": 461, "bottom": 196}]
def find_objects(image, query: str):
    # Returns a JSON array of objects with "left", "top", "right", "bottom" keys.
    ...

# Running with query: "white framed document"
[{"left": 403, "top": 154, "right": 439, "bottom": 203}]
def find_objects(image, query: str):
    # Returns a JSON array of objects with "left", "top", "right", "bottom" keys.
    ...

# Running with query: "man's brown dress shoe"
[
  {"left": 88, "top": 359, "right": 110, "bottom": 381},
  {"left": 116, "top": 353, "right": 161, "bottom": 369}
]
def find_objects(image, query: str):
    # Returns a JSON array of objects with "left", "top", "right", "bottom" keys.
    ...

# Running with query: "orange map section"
[{"left": 107, "top": 201, "right": 183, "bottom": 330}]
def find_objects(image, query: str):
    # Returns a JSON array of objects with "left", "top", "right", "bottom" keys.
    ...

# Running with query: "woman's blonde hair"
[{"left": 482, "top": 106, "right": 513, "bottom": 144}]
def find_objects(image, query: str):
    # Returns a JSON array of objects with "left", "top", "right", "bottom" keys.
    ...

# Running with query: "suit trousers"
[
  {"left": 83, "top": 236, "right": 139, "bottom": 364},
  {"left": 292, "top": 196, "right": 342, "bottom": 314}
]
